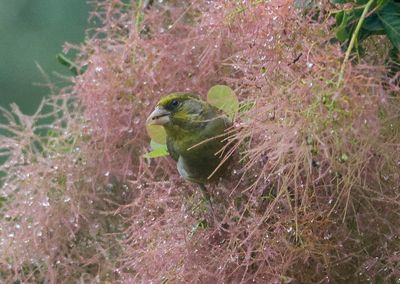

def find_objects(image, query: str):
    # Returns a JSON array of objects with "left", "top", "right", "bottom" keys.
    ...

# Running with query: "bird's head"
[{"left": 146, "top": 92, "right": 204, "bottom": 128}]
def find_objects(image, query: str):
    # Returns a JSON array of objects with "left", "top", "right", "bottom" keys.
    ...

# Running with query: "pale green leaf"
[
  {"left": 146, "top": 124, "right": 167, "bottom": 144},
  {"left": 207, "top": 85, "right": 239, "bottom": 119},
  {"left": 150, "top": 140, "right": 166, "bottom": 150},
  {"left": 143, "top": 141, "right": 169, "bottom": 158}
]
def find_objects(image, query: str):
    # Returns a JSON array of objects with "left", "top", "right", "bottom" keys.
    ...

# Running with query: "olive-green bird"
[{"left": 146, "top": 92, "right": 232, "bottom": 198}]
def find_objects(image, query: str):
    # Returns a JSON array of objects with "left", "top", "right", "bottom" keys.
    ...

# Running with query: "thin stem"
[
  {"left": 337, "top": 0, "right": 375, "bottom": 87},
  {"left": 135, "top": 0, "right": 144, "bottom": 30}
]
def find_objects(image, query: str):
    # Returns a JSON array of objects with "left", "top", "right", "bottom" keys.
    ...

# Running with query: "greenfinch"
[{"left": 146, "top": 93, "right": 232, "bottom": 196}]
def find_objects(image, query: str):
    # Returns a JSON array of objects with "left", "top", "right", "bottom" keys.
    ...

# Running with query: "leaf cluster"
[{"left": 333, "top": 0, "right": 399, "bottom": 57}]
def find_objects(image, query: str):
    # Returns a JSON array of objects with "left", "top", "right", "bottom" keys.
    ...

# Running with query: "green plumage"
[{"left": 147, "top": 93, "right": 232, "bottom": 185}]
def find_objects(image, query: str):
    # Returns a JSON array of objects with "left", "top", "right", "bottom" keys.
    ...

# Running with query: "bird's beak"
[{"left": 146, "top": 106, "right": 170, "bottom": 125}]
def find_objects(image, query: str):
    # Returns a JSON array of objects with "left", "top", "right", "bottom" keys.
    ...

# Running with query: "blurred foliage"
[
  {"left": 331, "top": 0, "right": 400, "bottom": 81},
  {"left": 333, "top": 0, "right": 400, "bottom": 52},
  {"left": 0, "top": 0, "right": 89, "bottom": 115}
]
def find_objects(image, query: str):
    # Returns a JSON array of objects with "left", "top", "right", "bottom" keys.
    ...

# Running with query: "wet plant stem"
[
  {"left": 337, "top": 0, "right": 375, "bottom": 87},
  {"left": 135, "top": 0, "right": 144, "bottom": 29}
]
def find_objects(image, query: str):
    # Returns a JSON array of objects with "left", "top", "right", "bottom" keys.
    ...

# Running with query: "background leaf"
[
  {"left": 146, "top": 124, "right": 167, "bottom": 144},
  {"left": 143, "top": 140, "right": 169, "bottom": 158},
  {"left": 207, "top": 85, "right": 239, "bottom": 119},
  {"left": 378, "top": 1, "right": 400, "bottom": 50},
  {"left": 335, "top": 11, "right": 351, "bottom": 42},
  {"left": 362, "top": 14, "right": 385, "bottom": 33},
  {"left": 330, "top": 0, "right": 350, "bottom": 4}
]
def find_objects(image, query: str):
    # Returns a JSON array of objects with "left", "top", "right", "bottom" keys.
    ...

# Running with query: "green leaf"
[
  {"left": 378, "top": 1, "right": 400, "bottom": 50},
  {"left": 150, "top": 140, "right": 166, "bottom": 150},
  {"left": 143, "top": 140, "right": 169, "bottom": 158},
  {"left": 143, "top": 148, "right": 169, "bottom": 158},
  {"left": 207, "top": 85, "right": 239, "bottom": 120},
  {"left": 335, "top": 11, "right": 351, "bottom": 42},
  {"left": 0, "top": 196, "right": 7, "bottom": 209},
  {"left": 330, "top": 0, "right": 349, "bottom": 4},
  {"left": 190, "top": 219, "right": 208, "bottom": 236},
  {"left": 146, "top": 124, "right": 167, "bottom": 144},
  {"left": 363, "top": 14, "right": 385, "bottom": 32},
  {"left": 359, "top": 14, "right": 386, "bottom": 43},
  {"left": 335, "top": 10, "right": 345, "bottom": 26},
  {"left": 294, "top": 0, "right": 317, "bottom": 10}
]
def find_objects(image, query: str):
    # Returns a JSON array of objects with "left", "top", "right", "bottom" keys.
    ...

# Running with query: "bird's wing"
[{"left": 202, "top": 113, "right": 231, "bottom": 139}]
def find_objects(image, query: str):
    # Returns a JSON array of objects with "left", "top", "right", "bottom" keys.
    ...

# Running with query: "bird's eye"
[{"left": 171, "top": 100, "right": 179, "bottom": 107}]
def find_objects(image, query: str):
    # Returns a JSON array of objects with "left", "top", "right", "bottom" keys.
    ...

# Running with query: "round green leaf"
[
  {"left": 146, "top": 124, "right": 167, "bottom": 144},
  {"left": 378, "top": 1, "right": 400, "bottom": 50},
  {"left": 207, "top": 85, "right": 239, "bottom": 119}
]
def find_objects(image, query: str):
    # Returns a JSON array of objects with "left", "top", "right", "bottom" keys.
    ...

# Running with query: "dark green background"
[{"left": 0, "top": 0, "right": 89, "bottom": 115}]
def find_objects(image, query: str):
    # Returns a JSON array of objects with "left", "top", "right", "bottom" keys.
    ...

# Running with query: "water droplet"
[
  {"left": 41, "top": 198, "right": 50, "bottom": 207},
  {"left": 104, "top": 171, "right": 110, "bottom": 177},
  {"left": 64, "top": 196, "right": 71, "bottom": 203}
]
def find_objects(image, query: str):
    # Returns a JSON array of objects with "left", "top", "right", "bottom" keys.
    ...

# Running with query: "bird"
[{"left": 146, "top": 92, "right": 232, "bottom": 202}]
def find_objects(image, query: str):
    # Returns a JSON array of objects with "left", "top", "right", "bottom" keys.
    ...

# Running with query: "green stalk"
[
  {"left": 135, "top": 0, "right": 144, "bottom": 30},
  {"left": 337, "top": 0, "right": 375, "bottom": 87}
]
